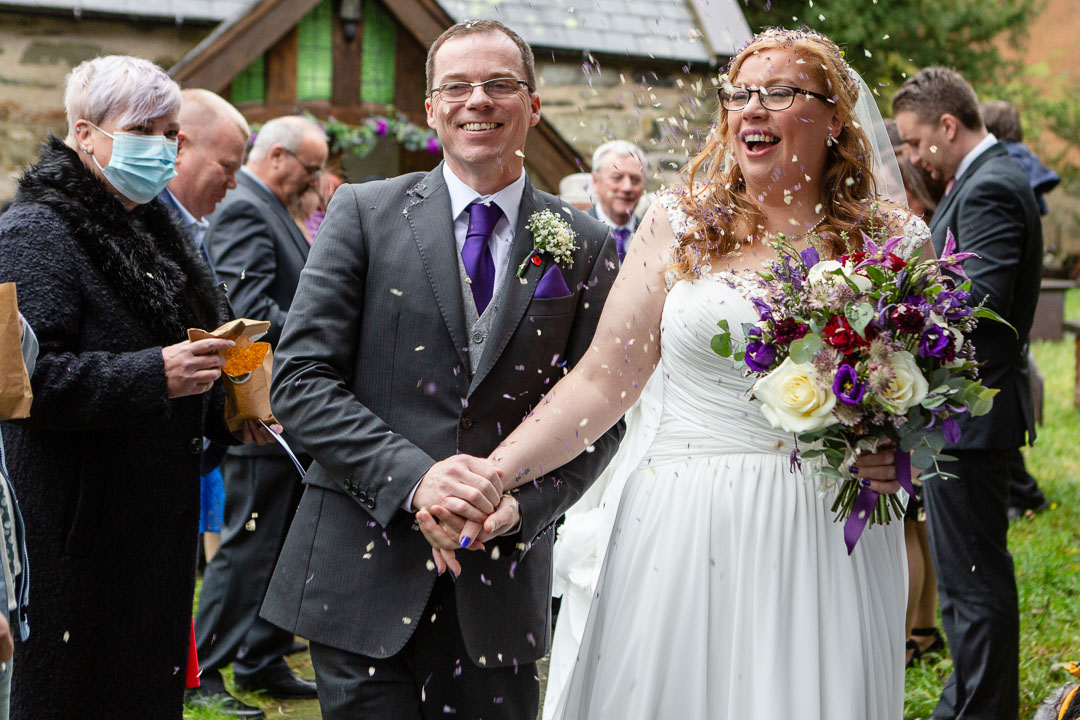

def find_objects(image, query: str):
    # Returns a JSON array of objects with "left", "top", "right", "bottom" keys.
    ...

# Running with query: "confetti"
[{"left": 222, "top": 341, "right": 270, "bottom": 376}]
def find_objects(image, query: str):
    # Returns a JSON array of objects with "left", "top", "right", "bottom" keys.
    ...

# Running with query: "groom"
[{"left": 259, "top": 19, "right": 623, "bottom": 719}]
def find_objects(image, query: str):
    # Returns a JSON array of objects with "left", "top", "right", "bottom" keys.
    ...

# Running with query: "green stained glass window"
[
  {"left": 231, "top": 55, "right": 265, "bottom": 104},
  {"left": 360, "top": 0, "right": 396, "bottom": 105},
  {"left": 297, "top": 0, "right": 333, "bottom": 101}
]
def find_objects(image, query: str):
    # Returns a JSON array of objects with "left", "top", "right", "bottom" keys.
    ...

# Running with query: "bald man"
[{"left": 160, "top": 89, "right": 249, "bottom": 251}]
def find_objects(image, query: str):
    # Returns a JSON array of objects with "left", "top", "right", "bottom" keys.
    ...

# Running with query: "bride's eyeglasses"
[
  {"left": 718, "top": 85, "right": 832, "bottom": 111},
  {"left": 430, "top": 78, "right": 532, "bottom": 102}
]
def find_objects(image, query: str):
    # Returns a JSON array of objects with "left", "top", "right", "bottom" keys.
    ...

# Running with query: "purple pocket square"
[{"left": 534, "top": 264, "right": 572, "bottom": 299}]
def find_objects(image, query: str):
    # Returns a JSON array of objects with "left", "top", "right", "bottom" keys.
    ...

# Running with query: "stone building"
[{"left": 0, "top": 0, "right": 751, "bottom": 200}]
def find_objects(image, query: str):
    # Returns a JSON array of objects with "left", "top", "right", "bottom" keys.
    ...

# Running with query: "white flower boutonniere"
[{"left": 516, "top": 209, "right": 578, "bottom": 277}]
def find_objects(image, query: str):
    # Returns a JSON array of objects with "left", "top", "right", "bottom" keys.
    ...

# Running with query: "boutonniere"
[{"left": 516, "top": 209, "right": 578, "bottom": 277}]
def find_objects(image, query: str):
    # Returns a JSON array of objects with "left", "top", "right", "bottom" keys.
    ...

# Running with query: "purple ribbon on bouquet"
[{"left": 843, "top": 450, "right": 914, "bottom": 555}]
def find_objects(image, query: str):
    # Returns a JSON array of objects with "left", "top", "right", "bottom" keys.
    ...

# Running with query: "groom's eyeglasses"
[
  {"left": 430, "top": 78, "right": 532, "bottom": 102},
  {"left": 718, "top": 85, "right": 832, "bottom": 111}
]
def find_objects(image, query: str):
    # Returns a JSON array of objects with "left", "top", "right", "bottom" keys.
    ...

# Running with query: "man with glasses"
[
  {"left": 259, "top": 19, "right": 622, "bottom": 720},
  {"left": 192, "top": 115, "right": 328, "bottom": 717}
]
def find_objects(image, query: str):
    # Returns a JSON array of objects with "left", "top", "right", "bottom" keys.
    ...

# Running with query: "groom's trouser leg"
[
  {"left": 310, "top": 575, "right": 540, "bottom": 720},
  {"left": 923, "top": 450, "right": 1019, "bottom": 720}
]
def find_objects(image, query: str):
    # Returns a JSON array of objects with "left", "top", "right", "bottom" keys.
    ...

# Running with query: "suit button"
[
  {"left": 189, "top": 438, "right": 203, "bottom": 455},
  {"left": 460, "top": 416, "right": 473, "bottom": 430},
  {"left": 366, "top": 498, "right": 376, "bottom": 509},
  {"left": 350, "top": 486, "right": 360, "bottom": 496},
  {"left": 472, "top": 331, "right": 485, "bottom": 344},
  {"left": 359, "top": 490, "right": 368, "bottom": 500}
]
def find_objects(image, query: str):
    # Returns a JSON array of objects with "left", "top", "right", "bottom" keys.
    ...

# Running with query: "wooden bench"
[{"left": 1065, "top": 320, "right": 1080, "bottom": 409}]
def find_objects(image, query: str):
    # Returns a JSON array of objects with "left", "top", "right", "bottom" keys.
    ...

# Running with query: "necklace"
[{"left": 786, "top": 215, "right": 825, "bottom": 243}]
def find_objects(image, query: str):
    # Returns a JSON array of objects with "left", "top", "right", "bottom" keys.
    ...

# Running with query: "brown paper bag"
[
  {"left": 188, "top": 318, "right": 276, "bottom": 433},
  {"left": 0, "top": 283, "right": 33, "bottom": 420}
]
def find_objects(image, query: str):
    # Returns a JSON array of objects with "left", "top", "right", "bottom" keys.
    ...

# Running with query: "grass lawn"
[
  {"left": 185, "top": 292, "right": 1080, "bottom": 720},
  {"left": 904, "top": 288, "right": 1080, "bottom": 719}
]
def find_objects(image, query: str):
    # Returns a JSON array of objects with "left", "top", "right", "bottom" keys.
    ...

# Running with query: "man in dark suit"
[
  {"left": 586, "top": 139, "right": 646, "bottom": 262},
  {"left": 894, "top": 67, "right": 1043, "bottom": 720},
  {"left": 192, "top": 115, "right": 328, "bottom": 715},
  {"left": 260, "top": 19, "right": 623, "bottom": 720}
]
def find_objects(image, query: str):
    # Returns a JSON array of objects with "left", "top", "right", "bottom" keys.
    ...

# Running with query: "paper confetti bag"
[
  {"left": 0, "top": 283, "right": 33, "bottom": 420},
  {"left": 188, "top": 318, "right": 276, "bottom": 433}
]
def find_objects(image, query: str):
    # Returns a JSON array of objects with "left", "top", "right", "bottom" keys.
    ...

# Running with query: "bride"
[{"left": 425, "top": 28, "right": 929, "bottom": 719}]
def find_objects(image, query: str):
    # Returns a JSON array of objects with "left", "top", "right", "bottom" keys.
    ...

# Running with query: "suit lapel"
[
  {"left": 929, "top": 143, "right": 1004, "bottom": 241},
  {"left": 469, "top": 179, "right": 547, "bottom": 394},
  {"left": 404, "top": 165, "right": 471, "bottom": 370},
  {"left": 238, "top": 171, "right": 311, "bottom": 262}
]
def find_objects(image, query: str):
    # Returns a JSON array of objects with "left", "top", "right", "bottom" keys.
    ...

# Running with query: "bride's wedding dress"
[{"left": 549, "top": 205, "right": 922, "bottom": 719}]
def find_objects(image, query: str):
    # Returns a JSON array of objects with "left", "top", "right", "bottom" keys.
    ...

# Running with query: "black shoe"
[
  {"left": 285, "top": 640, "right": 309, "bottom": 656},
  {"left": 185, "top": 688, "right": 266, "bottom": 718},
  {"left": 233, "top": 664, "right": 318, "bottom": 699}
]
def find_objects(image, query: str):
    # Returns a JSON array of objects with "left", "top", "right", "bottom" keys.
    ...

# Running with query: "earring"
[
  {"left": 81, "top": 146, "right": 92, "bottom": 154},
  {"left": 826, "top": 135, "right": 835, "bottom": 147}
]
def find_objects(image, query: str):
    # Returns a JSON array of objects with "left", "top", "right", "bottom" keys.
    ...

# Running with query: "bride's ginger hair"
[{"left": 673, "top": 29, "right": 884, "bottom": 277}]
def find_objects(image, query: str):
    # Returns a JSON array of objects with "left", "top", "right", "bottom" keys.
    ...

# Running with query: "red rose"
[{"left": 822, "top": 315, "right": 867, "bottom": 355}]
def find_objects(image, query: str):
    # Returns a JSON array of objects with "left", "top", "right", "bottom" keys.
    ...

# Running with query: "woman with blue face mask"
[{"left": 0, "top": 54, "right": 277, "bottom": 719}]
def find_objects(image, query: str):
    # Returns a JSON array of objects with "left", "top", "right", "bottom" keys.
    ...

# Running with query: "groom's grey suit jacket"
[{"left": 261, "top": 164, "right": 624, "bottom": 666}]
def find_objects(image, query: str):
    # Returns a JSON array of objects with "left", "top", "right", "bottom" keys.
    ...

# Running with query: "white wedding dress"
[{"left": 549, "top": 204, "right": 921, "bottom": 720}]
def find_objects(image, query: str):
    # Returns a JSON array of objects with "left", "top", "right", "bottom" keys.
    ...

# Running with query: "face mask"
[{"left": 86, "top": 122, "right": 178, "bottom": 204}]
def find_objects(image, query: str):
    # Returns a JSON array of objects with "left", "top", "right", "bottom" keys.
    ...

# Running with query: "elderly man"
[
  {"left": 191, "top": 116, "right": 327, "bottom": 717},
  {"left": 587, "top": 139, "right": 646, "bottom": 262},
  {"left": 259, "top": 19, "right": 622, "bottom": 720},
  {"left": 894, "top": 67, "right": 1042, "bottom": 720}
]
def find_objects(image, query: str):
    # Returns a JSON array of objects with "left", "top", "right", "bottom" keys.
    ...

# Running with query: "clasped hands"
[{"left": 413, "top": 454, "right": 518, "bottom": 577}]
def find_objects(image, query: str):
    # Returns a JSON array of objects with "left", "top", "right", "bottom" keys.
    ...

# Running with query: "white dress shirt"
[
  {"left": 593, "top": 203, "right": 635, "bottom": 234},
  {"left": 443, "top": 163, "right": 526, "bottom": 293},
  {"left": 953, "top": 133, "right": 998, "bottom": 185}
]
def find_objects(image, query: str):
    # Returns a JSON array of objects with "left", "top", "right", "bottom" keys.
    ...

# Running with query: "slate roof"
[
  {"left": 0, "top": 0, "right": 254, "bottom": 23},
  {"left": 438, "top": 0, "right": 752, "bottom": 62}
]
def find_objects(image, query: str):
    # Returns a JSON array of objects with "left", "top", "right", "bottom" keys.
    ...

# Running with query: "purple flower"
[
  {"left": 934, "top": 288, "right": 973, "bottom": 321},
  {"left": 800, "top": 246, "right": 820, "bottom": 269},
  {"left": 375, "top": 119, "right": 389, "bottom": 137},
  {"left": 425, "top": 137, "right": 441, "bottom": 154},
  {"left": 745, "top": 340, "right": 777, "bottom": 372},
  {"left": 941, "top": 415, "right": 962, "bottom": 445},
  {"left": 918, "top": 325, "right": 951, "bottom": 359},
  {"left": 938, "top": 228, "right": 979, "bottom": 279},
  {"left": 751, "top": 297, "right": 773, "bottom": 321},
  {"left": 832, "top": 363, "right": 865, "bottom": 405}
]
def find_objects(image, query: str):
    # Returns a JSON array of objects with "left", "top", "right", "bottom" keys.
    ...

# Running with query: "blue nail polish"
[
  {"left": 460, "top": 536, "right": 471, "bottom": 549},
  {"left": 450, "top": 571, "right": 458, "bottom": 580},
  {"left": 849, "top": 465, "right": 858, "bottom": 474},
  {"left": 860, "top": 478, "right": 871, "bottom": 488}
]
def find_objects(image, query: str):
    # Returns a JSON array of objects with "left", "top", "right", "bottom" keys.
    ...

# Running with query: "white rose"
[
  {"left": 753, "top": 357, "right": 838, "bottom": 433},
  {"left": 806, "top": 259, "right": 872, "bottom": 292},
  {"left": 878, "top": 350, "right": 929, "bottom": 413}
]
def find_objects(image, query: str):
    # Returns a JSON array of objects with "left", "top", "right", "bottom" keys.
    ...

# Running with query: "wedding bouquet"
[{"left": 712, "top": 227, "right": 1006, "bottom": 551}]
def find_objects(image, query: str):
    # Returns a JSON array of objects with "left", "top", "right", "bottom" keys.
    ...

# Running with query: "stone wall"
[
  {"left": 536, "top": 54, "right": 724, "bottom": 192},
  {"left": 0, "top": 11, "right": 209, "bottom": 200}
]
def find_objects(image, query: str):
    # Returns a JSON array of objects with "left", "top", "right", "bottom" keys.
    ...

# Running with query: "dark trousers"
[
  {"left": 310, "top": 575, "right": 539, "bottom": 720},
  {"left": 1007, "top": 448, "right": 1047, "bottom": 510},
  {"left": 195, "top": 453, "right": 305, "bottom": 687},
  {"left": 923, "top": 449, "right": 1019, "bottom": 720}
]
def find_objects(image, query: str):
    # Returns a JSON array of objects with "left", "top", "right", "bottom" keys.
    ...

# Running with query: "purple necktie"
[
  {"left": 462, "top": 201, "right": 502, "bottom": 314},
  {"left": 615, "top": 227, "right": 631, "bottom": 262}
]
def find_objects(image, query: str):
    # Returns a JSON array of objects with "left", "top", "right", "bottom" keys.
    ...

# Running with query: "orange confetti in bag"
[
  {"left": 188, "top": 318, "right": 276, "bottom": 432},
  {"left": 222, "top": 341, "right": 270, "bottom": 377}
]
